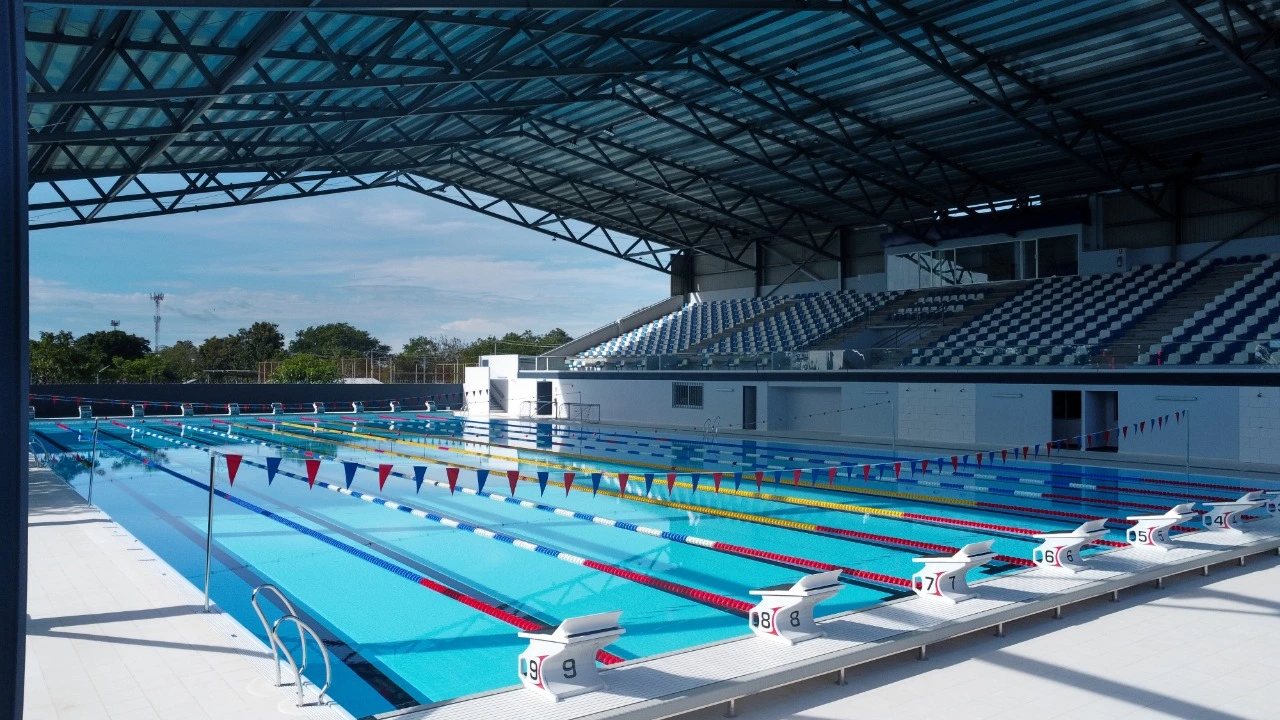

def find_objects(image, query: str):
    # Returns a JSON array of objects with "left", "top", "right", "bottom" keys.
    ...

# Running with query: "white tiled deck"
[
  {"left": 380, "top": 519, "right": 1280, "bottom": 720},
  {"left": 24, "top": 469, "right": 352, "bottom": 720}
]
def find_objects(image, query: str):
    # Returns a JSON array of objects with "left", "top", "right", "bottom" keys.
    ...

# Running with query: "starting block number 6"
[{"left": 1034, "top": 547, "right": 1074, "bottom": 567}]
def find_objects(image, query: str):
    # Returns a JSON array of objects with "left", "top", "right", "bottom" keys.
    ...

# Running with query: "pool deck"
[
  {"left": 380, "top": 518, "right": 1280, "bottom": 720},
  {"left": 23, "top": 468, "right": 353, "bottom": 720}
]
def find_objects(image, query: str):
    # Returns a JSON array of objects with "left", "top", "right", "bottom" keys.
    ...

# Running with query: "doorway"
[
  {"left": 742, "top": 385, "right": 757, "bottom": 431},
  {"left": 535, "top": 381, "right": 553, "bottom": 416}
]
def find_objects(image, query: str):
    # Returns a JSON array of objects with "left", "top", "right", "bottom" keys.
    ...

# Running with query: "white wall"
[{"left": 515, "top": 366, "right": 1278, "bottom": 469}]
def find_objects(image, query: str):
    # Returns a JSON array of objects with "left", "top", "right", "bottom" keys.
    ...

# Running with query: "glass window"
[
  {"left": 672, "top": 382, "right": 703, "bottom": 409},
  {"left": 1037, "top": 235, "right": 1079, "bottom": 278}
]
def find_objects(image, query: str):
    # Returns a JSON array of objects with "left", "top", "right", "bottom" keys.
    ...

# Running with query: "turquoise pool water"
[{"left": 30, "top": 413, "right": 1276, "bottom": 718}]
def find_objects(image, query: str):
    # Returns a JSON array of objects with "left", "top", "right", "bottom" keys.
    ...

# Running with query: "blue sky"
[{"left": 29, "top": 186, "right": 669, "bottom": 351}]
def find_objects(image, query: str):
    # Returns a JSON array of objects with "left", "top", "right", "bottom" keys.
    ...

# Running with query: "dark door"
[
  {"left": 742, "top": 385, "right": 757, "bottom": 430},
  {"left": 536, "top": 381, "right": 553, "bottom": 416}
]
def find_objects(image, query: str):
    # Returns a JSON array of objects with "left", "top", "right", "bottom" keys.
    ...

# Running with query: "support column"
[
  {"left": 1, "top": 1, "right": 30, "bottom": 718},
  {"left": 753, "top": 240, "right": 763, "bottom": 298}
]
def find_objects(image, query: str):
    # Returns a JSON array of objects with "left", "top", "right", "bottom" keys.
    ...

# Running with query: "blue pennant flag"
[
  {"left": 690, "top": 473, "right": 700, "bottom": 492},
  {"left": 644, "top": 473, "right": 654, "bottom": 495},
  {"left": 476, "top": 468, "right": 489, "bottom": 493},
  {"left": 265, "top": 456, "right": 281, "bottom": 485},
  {"left": 1034, "top": 444, "right": 1041, "bottom": 458},
  {"left": 772, "top": 470, "right": 782, "bottom": 485},
  {"left": 537, "top": 471, "right": 549, "bottom": 496},
  {"left": 412, "top": 466, "right": 427, "bottom": 494},
  {"left": 342, "top": 461, "right": 358, "bottom": 489},
  {"left": 733, "top": 472, "right": 741, "bottom": 491},
  {"left": 590, "top": 472, "right": 602, "bottom": 496},
  {"left": 810, "top": 468, "right": 821, "bottom": 485}
]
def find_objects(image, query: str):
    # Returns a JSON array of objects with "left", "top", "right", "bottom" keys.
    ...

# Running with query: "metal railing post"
[
  {"left": 203, "top": 452, "right": 216, "bottom": 612},
  {"left": 87, "top": 418, "right": 99, "bottom": 506}
]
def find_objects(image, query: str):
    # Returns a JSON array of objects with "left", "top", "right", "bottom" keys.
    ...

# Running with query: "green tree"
[
  {"left": 289, "top": 323, "right": 389, "bottom": 358},
  {"left": 29, "top": 331, "right": 91, "bottom": 383},
  {"left": 74, "top": 330, "right": 150, "bottom": 371},
  {"left": 237, "top": 322, "right": 286, "bottom": 364},
  {"left": 111, "top": 354, "right": 171, "bottom": 382},
  {"left": 156, "top": 340, "right": 201, "bottom": 381},
  {"left": 268, "top": 353, "right": 342, "bottom": 383}
]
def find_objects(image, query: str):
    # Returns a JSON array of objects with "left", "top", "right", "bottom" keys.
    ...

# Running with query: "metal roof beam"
[
  {"left": 1165, "top": 0, "right": 1280, "bottom": 106},
  {"left": 40, "top": 1, "right": 848, "bottom": 11},
  {"left": 394, "top": 172, "right": 673, "bottom": 274},
  {"left": 841, "top": 0, "right": 1175, "bottom": 221}
]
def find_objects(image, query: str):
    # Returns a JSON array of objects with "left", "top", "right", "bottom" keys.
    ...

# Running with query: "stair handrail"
[
  {"left": 251, "top": 584, "right": 306, "bottom": 688},
  {"left": 271, "top": 614, "right": 332, "bottom": 707}
]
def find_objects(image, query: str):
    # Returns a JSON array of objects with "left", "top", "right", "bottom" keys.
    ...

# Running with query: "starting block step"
[
  {"left": 1201, "top": 492, "right": 1265, "bottom": 533},
  {"left": 518, "top": 612, "right": 623, "bottom": 702},
  {"left": 748, "top": 570, "right": 842, "bottom": 645},
  {"left": 1032, "top": 519, "right": 1109, "bottom": 573},
  {"left": 1126, "top": 503, "right": 1197, "bottom": 550},
  {"left": 911, "top": 541, "right": 996, "bottom": 603}
]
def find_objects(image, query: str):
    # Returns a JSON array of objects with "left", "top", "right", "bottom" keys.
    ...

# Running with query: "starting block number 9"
[
  {"left": 750, "top": 609, "right": 801, "bottom": 631},
  {"left": 519, "top": 657, "right": 577, "bottom": 685}
]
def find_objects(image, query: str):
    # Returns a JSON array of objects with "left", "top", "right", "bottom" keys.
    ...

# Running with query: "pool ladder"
[{"left": 251, "top": 584, "right": 331, "bottom": 707}]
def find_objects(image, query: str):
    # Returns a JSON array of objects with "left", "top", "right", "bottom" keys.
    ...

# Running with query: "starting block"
[
  {"left": 518, "top": 612, "right": 623, "bottom": 702},
  {"left": 1201, "top": 492, "right": 1265, "bottom": 533},
  {"left": 748, "top": 570, "right": 841, "bottom": 645},
  {"left": 1126, "top": 503, "right": 1196, "bottom": 550},
  {"left": 180, "top": 403, "right": 194, "bottom": 417},
  {"left": 131, "top": 404, "right": 145, "bottom": 418},
  {"left": 390, "top": 401, "right": 401, "bottom": 412},
  {"left": 78, "top": 405, "right": 92, "bottom": 419},
  {"left": 1260, "top": 492, "right": 1280, "bottom": 516},
  {"left": 351, "top": 401, "right": 364, "bottom": 413},
  {"left": 312, "top": 402, "right": 326, "bottom": 414},
  {"left": 1032, "top": 519, "right": 1108, "bottom": 573},
  {"left": 270, "top": 402, "right": 283, "bottom": 415},
  {"left": 227, "top": 404, "right": 240, "bottom": 415},
  {"left": 911, "top": 541, "right": 996, "bottom": 603}
]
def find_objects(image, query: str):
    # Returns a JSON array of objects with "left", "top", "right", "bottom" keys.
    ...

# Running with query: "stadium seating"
[
  {"left": 1140, "top": 255, "right": 1280, "bottom": 365},
  {"left": 907, "top": 261, "right": 1211, "bottom": 366},
  {"left": 707, "top": 291, "right": 898, "bottom": 354},
  {"left": 577, "top": 297, "right": 784, "bottom": 357}
]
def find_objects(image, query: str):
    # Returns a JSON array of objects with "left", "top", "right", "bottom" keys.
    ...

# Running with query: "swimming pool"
[{"left": 29, "top": 412, "right": 1276, "bottom": 717}]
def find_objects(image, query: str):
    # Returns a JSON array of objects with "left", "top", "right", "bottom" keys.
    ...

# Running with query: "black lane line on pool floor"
[{"left": 84, "top": 430, "right": 426, "bottom": 709}]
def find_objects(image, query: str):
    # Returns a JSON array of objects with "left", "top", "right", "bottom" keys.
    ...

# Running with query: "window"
[
  {"left": 1052, "top": 390, "right": 1082, "bottom": 419},
  {"left": 672, "top": 382, "right": 704, "bottom": 409}
]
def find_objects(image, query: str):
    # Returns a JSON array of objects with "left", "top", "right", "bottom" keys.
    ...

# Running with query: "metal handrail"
[
  {"left": 272, "top": 614, "right": 331, "bottom": 707},
  {"left": 250, "top": 584, "right": 305, "bottom": 689}
]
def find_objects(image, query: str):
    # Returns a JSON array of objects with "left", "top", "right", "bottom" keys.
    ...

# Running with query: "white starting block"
[
  {"left": 131, "top": 404, "right": 145, "bottom": 418},
  {"left": 1201, "top": 492, "right": 1266, "bottom": 533},
  {"left": 518, "top": 612, "right": 623, "bottom": 702},
  {"left": 312, "top": 402, "right": 326, "bottom": 414},
  {"left": 389, "top": 401, "right": 401, "bottom": 412},
  {"left": 78, "top": 405, "right": 92, "bottom": 419},
  {"left": 1260, "top": 491, "right": 1280, "bottom": 516},
  {"left": 911, "top": 541, "right": 996, "bottom": 603},
  {"left": 227, "top": 403, "right": 240, "bottom": 415},
  {"left": 270, "top": 402, "right": 283, "bottom": 415},
  {"left": 424, "top": 401, "right": 438, "bottom": 412},
  {"left": 351, "top": 401, "right": 364, "bottom": 413},
  {"left": 1125, "top": 503, "right": 1196, "bottom": 550},
  {"left": 1032, "top": 519, "right": 1108, "bottom": 573},
  {"left": 748, "top": 570, "right": 841, "bottom": 645},
  {"left": 180, "top": 403, "right": 194, "bottom": 417}
]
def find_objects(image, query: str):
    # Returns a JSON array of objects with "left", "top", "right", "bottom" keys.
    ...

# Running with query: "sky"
[{"left": 29, "top": 186, "right": 670, "bottom": 352}]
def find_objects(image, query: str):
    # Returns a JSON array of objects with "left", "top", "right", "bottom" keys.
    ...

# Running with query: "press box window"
[{"left": 672, "top": 382, "right": 704, "bottom": 409}]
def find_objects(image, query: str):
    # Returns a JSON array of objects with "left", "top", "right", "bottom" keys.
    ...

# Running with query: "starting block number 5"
[{"left": 750, "top": 608, "right": 802, "bottom": 634}]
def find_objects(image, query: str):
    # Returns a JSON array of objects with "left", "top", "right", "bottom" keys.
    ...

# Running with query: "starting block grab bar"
[
  {"left": 1200, "top": 492, "right": 1266, "bottom": 532},
  {"left": 1032, "top": 520, "right": 1108, "bottom": 574},
  {"left": 911, "top": 541, "right": 996, "bottom": 603}
]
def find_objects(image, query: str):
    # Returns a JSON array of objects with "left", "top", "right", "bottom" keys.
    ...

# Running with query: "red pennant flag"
[
  {"left": 1158, "top": 416, "right": 1163, "bottom": 428},
  {"left": 754, "top": 471, "right": 763, "bottom": 491},
  {"left": 1122, "top": 426, "right": 1128, "bottom": 438},
  {"left": 921, "top": 459, "right": 930, "bottom": 474},
  {"left": 617, "top": 473, "right": 629, "bottom": 495},
  {"left": 712, "top": 472, "right": 722, "bottom": 492},
  {"left": 564, "top": 472, "right": 575, "bottom": 496},
  {"left": 828, "top": 467, "right": 837, "bottom": 486},
  {"left": 863, "top": 464, "right": 871, "bottom": 481},
  {"left": 305, "top": 459, "right": 321, "bottom": 488},
  {"left": 446, "top": 467, "right": 459, "bottom": 494},
  {"left": 1046, "top": 442, "right": 1052, "bottom": 457},
  {"left": 976, "top": 454, "right": 983, "bottom": 469},
  {"left": 793, "top": 469, "right": 802, "bottom": 486},
  {"left": 894, "top": 462, "right": 901, "bottom": 479},
  {"left": 1021, "top": 446, "right": 1028, "bottom": 459},
  {"left": 951, "top": 455, "right": 959, "bottom": 472},
  {"left": 507, "top": 469, "right": 520, "bottom": 496},
  {"left": 666, "top": 473, "right": 677, "bottom": 494},
  {"left": 1104, "top": 430, "right": 1110, "bottom": 445},
  {"left": 1175, "top": 411, "right": 1181, "bottom": 423},
  {"left": 1139, "top": 421, "right": 1145, "bottom": 433},
  {"left": 377, "top": 464, "right": 393, "bottom": 490},
  {"left": 225, "top": 454, "right": 243, "bottom": 486}
]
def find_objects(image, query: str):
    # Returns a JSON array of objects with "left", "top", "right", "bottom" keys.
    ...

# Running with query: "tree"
[
  {"left": 289, "top": 323, "right": 389, "bottom": 358},
  {"left": 156, "top": 340, "right": 201, "bottom": 381},
  {"left": 268, "top": 353, "right": 342, "bottom": 383},
  {"left": 74, "top": 330, "right": 150, "bottom": 371},
  {"left": 112, "top": 354, "right": 170, "bottom": 383},
  {"left": 237, "top": 322, "right": 285, "bottom": 365},
  {"left": 29, "top": 331, "right": 90, "bottom": 383},
  {"left": 198, "top": 335, "right": 243, "bottom": 371}
]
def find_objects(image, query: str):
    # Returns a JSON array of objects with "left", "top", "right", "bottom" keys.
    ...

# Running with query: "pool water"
[{"left": 29, "top": 413, "right": 1277, "bottom": 717}]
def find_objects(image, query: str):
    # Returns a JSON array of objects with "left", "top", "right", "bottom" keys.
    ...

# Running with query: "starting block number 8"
[{"left": 750, "top": 609, "right": 802, "bottom": 633}]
